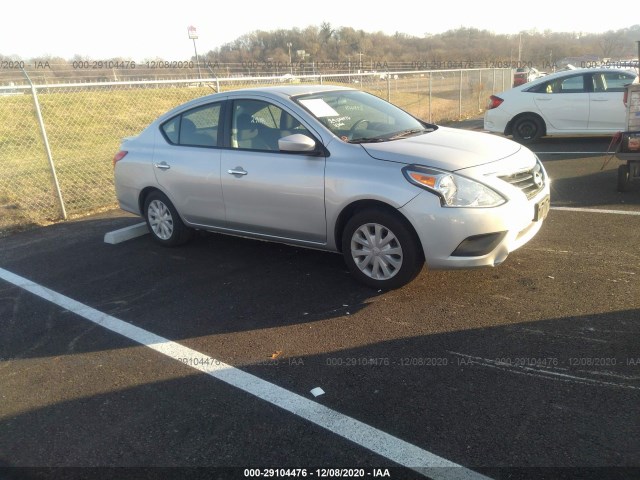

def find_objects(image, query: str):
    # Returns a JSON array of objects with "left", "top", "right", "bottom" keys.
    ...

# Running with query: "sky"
[{"left": 1, "top": 0, "right": 632, "bottom": 61}]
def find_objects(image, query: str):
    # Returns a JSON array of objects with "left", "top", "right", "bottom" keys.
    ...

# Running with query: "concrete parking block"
[{"left": 103, "top": 222, "right": 148, "bottom": 244}]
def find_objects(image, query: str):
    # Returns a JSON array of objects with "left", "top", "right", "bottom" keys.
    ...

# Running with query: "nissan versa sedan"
[
  {"left": 485, "top": 67, "right": 637, "bottom": 143},
  {"left": 114, "top": 85, "right": 550, "bottom": 289}
]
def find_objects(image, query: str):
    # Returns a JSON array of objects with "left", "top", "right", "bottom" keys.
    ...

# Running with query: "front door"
[{"left": 220, "top": 98, "right": 327, "bottom": 244}]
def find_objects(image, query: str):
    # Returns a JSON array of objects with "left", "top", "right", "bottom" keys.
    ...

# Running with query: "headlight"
[{"left": 402, "top": 165, "right": 506, "bottom": 207}]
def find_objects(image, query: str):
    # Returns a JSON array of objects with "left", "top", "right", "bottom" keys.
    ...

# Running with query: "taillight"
[
  {"left": 113, "top": 150, "right": 128, "bottom": 168},
  {"left": 487, "top": 95, "right": 504, "bottom": 110}
]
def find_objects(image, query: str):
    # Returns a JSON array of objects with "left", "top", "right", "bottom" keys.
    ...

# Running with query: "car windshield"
[{"left": 295, "top": 90, "right": 434, "bottom": 143}]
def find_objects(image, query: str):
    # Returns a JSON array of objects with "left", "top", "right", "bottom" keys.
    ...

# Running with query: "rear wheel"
[
  {"left": 143, "top": 190, "right": 193, "bottom": 246},
  {"left": 342, "top": 209, "right": 424, "bottom": 289},
  {"left": 511, "top": 115, "right": 544, "bottom": 144}
]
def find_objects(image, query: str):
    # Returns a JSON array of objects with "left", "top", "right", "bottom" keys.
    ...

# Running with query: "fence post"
[
  {"left": 428, "top": 72, "right": 432, "bottom": 124},
  {"left": 478, "top": 69, "right": 482, "bottom": 112},
  {"left": 387, "top": 73, "right": 391, "bottom": 101},
  {"left": 493, "top": 68, "right": 496, "bottom": 95},
  {"left": 21, "top": 68, "right": 67, "bottom": 220},
  {"left": 459, "top": 69, "right": 463, "bottom": 119}
]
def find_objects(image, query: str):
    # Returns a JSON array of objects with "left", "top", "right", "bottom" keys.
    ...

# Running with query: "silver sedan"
[{"left": 113, "top": 85, "right": 550, "bottom": 289}]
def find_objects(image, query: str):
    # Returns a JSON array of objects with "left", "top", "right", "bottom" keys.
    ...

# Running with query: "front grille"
[{"left": 498, "top": 163, "right": 545, "bottom": 199}]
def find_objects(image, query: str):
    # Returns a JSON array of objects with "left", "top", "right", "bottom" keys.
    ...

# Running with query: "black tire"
[
  {"left": 341, "top": 209, "right": 424, "bottom": 289},
  {"left": 617, "top": 164, "right": 630, "bottom": 192},
  {"left": 511, "top": 115, "right": 544, "bottom": 144},
  {"left": 143, "top": 190, "right": 193, "bottom": 247}
]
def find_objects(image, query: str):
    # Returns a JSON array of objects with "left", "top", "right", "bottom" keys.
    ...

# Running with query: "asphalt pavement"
[{"left": 1, "top": 131, "right": 639, "bottom": 480}]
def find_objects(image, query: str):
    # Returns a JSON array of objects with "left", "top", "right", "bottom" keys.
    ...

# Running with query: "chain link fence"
[{"left": 0, "top": 68, "right": 511, "bottom": 234}]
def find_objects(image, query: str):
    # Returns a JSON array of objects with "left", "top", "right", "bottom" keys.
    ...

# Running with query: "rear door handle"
[
  {"left": 228, "top": 167, "right": 248, "bottom": 176},
  {"left": 154, "top": 162, "right": 171, "bottom": 170}
]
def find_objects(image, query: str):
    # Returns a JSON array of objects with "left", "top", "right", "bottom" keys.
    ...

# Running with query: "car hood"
[{"left": 361, "top": 126, "right": 522, "bottom": 171}]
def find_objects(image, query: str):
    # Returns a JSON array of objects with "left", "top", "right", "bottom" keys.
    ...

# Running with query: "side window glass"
[
  {"left": 161, "top": 103, "right": 221, "bottom": 147},
  {"left": 179, "top": 103, "right": 221, "bottom": 147},
  {"left": 161, "top": 116, "right": 180, "bottom": 144},
  {"left": 527, "top": 81, "right": 549, "bottom": 94},
  {"left": 529, "top": 75, "right": 585, "bottom": 94},
  {"left": 599, "top": 72, "right": 636, "bottom": 92},
  {"left": 558, "top": 75, "right": 585, "bottom": 93},
  {"left": 231, "top": 99, "right": 311, "bottom": 151}
]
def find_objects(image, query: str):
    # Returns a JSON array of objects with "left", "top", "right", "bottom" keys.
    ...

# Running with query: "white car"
[{"left": 485, "top": 68, "right": 637, "bottom": 143}]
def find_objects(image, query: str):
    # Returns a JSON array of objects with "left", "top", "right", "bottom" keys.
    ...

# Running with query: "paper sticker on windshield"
[
  {"left": 299, "top": 99, "right": 339, "bottom": 117},
  {"left": 327, "top": 116, "right": 350, "bottom": 128}
]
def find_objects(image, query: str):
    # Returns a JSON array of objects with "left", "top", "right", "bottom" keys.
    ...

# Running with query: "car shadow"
[
  {"left": 0, "top": 214, "right": 383, "bottom": 361},
  {"left": 527, "top": 135, "right": 618, "bottom": 155}
]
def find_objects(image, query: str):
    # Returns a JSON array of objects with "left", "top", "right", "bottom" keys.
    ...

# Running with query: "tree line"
[
  {"left": 2, "top": 24, "right": 639, "bottom": 82},
  {"left": 202, "top": 23, "right": 640, "bottom": 68}
]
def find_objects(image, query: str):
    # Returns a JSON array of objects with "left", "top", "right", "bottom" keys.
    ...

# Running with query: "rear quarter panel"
[{"left": 114, "top": 127, "right": 157, "bottom": 215}]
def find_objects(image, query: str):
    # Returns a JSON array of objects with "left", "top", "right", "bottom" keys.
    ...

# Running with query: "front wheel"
[
  {"left": 143, "top": 190, "right": 193, "bottom": 246},
  {"left": 511, "top": 115, "right": 544, "bottom": 144},
  {"left": 342, "top": 209, "right": 424, "bottom": 289}
]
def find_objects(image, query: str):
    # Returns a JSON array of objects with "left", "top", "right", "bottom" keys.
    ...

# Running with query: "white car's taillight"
[{"left": 487, "top": 95, "right": 504, "bottom": 110}]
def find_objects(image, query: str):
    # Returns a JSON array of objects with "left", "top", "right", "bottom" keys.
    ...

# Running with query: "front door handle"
[
  {"left": 154, "top": 162, "right": 171, "bottom": 170},
  {"left": 228, "top": 167, "right": 248, "bottom": 176}
]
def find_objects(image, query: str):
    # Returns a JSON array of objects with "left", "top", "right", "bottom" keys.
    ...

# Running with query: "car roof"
[
  {"left": 226, "top": 84, "right": 354, "bottom": 97},
  {"left": 527, "top": 67, "right": 636, "bottom": 84}
]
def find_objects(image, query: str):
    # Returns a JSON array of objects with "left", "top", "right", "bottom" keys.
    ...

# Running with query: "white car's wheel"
[{"left": 512, "top": 115, "right": 544, "bottom": 144}]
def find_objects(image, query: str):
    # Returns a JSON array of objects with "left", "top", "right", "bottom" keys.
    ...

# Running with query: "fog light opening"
[{"left": 452, "top": 232, "right": 507, "bottom": 257}]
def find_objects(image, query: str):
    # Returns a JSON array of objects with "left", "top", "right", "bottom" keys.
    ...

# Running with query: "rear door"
[
  {"left": 152, "top": 102, "right": 225, "bottom": 226},
  {"left": 588, "top": 71, "right": 636, "bottom": 132}
]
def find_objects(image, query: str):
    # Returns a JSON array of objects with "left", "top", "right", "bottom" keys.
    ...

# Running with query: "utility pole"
[
  {"left": 187, "top": 26, "right": 202, "bottom": 80},
  {"left": 518, "top": 34, "right": 522, "bottom": 63}
]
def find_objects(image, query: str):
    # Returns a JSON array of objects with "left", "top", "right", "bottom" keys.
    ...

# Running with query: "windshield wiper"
[
  {"left": 349, "top": 127, "right": 433, "bottom": 144},
  {"left": 388, "top": 128, "right": 430, "bottom": 140},
  {"left": 348, "top": 136, "right": 390, "bottom": 144}
]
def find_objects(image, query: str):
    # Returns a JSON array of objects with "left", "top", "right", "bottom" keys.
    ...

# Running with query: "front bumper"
[{"left": 399, "top": 185, "right": 550, "bottom": 269}]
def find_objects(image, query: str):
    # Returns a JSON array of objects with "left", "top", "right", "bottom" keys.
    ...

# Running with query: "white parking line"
[
  {"left": 104, "top": 222, "right": 148, "bottom": 244},
  {"left": 0, "top": 267, "right": 490, "bottom": 480},
  {"left": 551, "top": 206, "right": 640, "bottom": 216}
]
